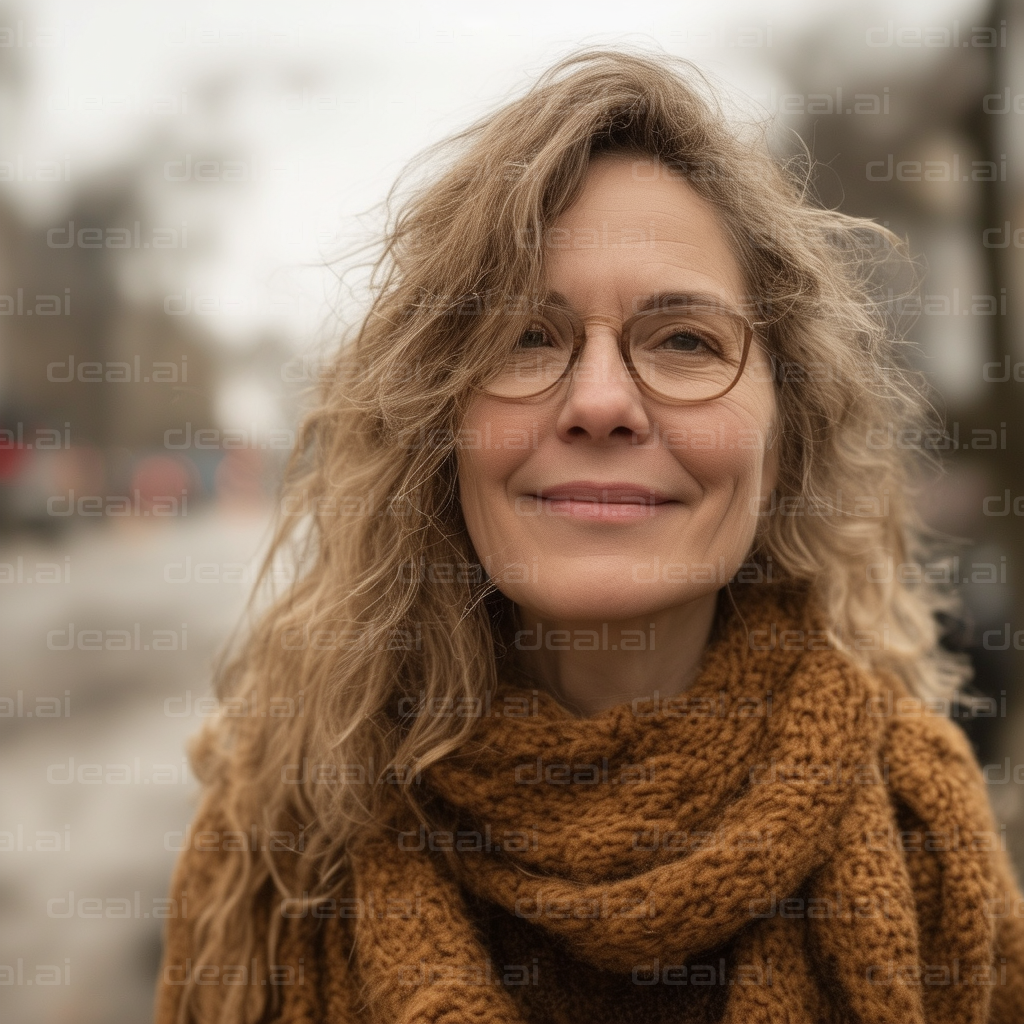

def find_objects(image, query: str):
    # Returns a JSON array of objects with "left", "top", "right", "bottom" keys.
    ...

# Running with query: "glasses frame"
[{"left": 478, "top": 299, "right": 766, "bottom": 404}]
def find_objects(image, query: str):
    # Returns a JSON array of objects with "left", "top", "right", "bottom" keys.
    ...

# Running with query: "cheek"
[
  {"left": 457, "top": 400, "right": 536, "bottom": 525},
  {"left": 665, "top": 399, "right": 775, "bottom": 493}
]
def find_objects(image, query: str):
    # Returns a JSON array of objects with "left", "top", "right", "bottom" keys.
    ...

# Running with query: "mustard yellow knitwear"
[{"left": 155, "top": 581, "right": 1024, "bottom": 1023}]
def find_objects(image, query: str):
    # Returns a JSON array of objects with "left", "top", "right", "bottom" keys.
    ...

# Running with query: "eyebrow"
[{"left": 541, "top": 290, "right": 738, "bottom": 314}]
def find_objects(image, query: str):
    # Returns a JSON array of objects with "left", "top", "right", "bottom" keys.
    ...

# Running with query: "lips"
[{"left": 533, "top": 481, "right": 675, "bottom": 504}]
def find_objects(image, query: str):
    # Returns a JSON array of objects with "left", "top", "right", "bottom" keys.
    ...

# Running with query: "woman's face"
[{"left": 457, "top": 152, "right": 778, "bottom": 623}]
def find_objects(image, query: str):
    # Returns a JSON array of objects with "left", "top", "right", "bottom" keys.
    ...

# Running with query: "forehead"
[{"left": 542, "top": 152, "right": 747, "bottom": 308}]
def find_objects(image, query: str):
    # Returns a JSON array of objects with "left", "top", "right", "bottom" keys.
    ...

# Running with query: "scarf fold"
[{"left": 344, "top": 582, "right": 1024, "bottom": 1024}]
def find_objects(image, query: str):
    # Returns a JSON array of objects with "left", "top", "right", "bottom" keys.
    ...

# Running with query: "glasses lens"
[
  {"left": 629, "top": 307, "right": 746, "bottom": 401},
  {"left": 483, "top": 307, "right": 574, "bottom": 398}
]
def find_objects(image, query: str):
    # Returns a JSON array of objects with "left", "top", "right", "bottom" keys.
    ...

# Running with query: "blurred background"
[{"left": 2, "top": 0, "right": 1024, "bottom": 1020}]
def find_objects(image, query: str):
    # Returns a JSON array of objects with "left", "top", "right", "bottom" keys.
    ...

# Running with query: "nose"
[{"left": 553, "top": 320, "right": 653, "bottom": 444}]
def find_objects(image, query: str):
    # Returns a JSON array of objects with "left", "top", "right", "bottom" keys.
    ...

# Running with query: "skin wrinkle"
[{"left": 458, "top": 152, "right": 778, "bottom": 718}]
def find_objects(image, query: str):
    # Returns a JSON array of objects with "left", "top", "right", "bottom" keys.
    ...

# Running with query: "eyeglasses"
[{"left": 477, "top": 298, "right": 763, "bottom": 403}]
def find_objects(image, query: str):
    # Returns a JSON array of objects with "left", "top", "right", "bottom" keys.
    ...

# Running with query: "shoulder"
[
  {"left": 153, "top": 791, "right": 235, "bottom": 1024},
  {"left": 155, "top": 789, "right": 364, "bottom": 1023},
  {"left": 876, "top": 670, "right": 988, "bottom": 791},
  {"left": 162, "top": 789, "right": 244, "bottom": 920}
]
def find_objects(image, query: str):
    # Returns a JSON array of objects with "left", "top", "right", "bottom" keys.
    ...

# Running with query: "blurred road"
[{"left": 0, "top": 509, "right": 273, "bottom": 1024}]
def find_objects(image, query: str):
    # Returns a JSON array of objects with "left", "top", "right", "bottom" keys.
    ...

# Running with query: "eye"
[
  {"left": 517, "top": 324, "right": 556, "bottom": 349},
  {"left": 659, "top": 329, "right": 716, "bottom": 354}
]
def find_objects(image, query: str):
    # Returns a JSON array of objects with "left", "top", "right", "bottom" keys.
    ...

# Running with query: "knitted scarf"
[{"left": 155, "top": 581, "right": 1024, "bottom": 1024}]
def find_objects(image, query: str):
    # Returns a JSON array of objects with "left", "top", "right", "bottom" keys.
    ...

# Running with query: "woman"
[{"left": 154, "top": 48, "right": 1024, "bottom": 1023}]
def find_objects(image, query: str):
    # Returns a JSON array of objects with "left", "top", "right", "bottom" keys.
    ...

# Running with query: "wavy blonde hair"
[{"left": 172, "top": 46, "right": 974, "bottom": 1022}]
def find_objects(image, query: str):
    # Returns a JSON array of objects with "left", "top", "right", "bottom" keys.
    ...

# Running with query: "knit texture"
[{"left": 154, "top": 581, "right": 1024, "bottom": 1023}]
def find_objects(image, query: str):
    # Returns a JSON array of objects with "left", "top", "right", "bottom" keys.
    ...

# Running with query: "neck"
[{"left": 510, "top": 589, "right": 721, "bottom": 717}]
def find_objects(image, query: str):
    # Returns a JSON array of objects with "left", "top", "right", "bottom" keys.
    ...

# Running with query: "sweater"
[{"left": 154, "top": 580, "right": 1024, "bottom": 1023}]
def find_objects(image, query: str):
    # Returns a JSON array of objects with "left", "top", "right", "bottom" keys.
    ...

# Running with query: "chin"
[{"left": 507, "top": 578, "right": 708, "bottom": 624}]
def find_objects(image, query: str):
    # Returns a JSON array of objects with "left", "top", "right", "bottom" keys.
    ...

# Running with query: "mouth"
[
  {"left": 529, "top": 482, "right": 679, "bottom": 519},
  {"left": 533, "top": 482, "right": 675, "bottom": 504}
]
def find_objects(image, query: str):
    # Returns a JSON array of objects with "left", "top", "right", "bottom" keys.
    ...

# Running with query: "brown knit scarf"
[
  {"left": 342, "top": 581, "right": 1024, "bottom": 1024},
  {"left": 154, "top": 581, "right": 1024, "bottom": 1024}
]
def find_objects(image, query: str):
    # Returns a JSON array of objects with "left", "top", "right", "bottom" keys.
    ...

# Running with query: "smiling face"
[{"left": 456, "top": 151, "right": 779, "bottom": 624}]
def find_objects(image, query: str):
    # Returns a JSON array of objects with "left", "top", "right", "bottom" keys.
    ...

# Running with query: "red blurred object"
[
  {"left": 130, "top": 454, "right": 196, "bottom": 513},
  {"left": 0, "top": 440, "right": 30, "bottom": 480}
]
